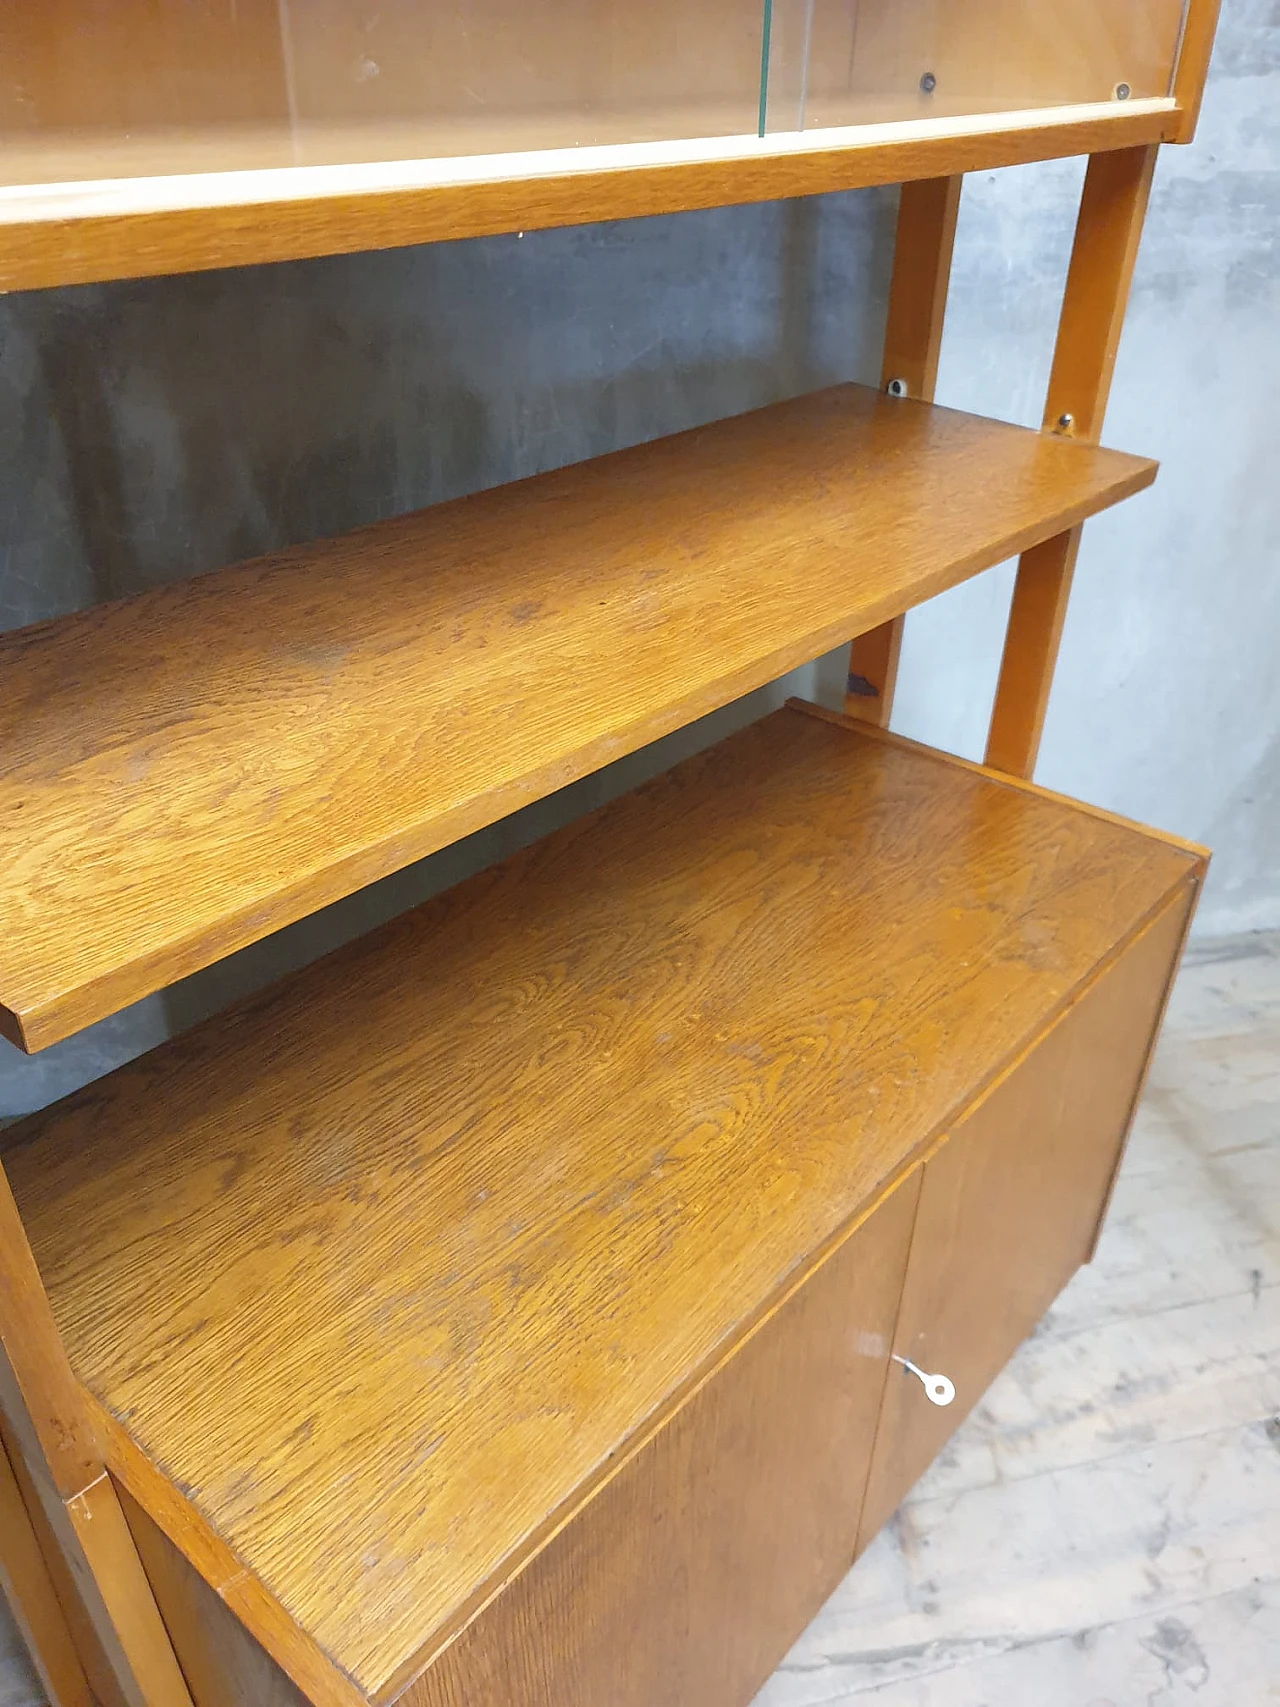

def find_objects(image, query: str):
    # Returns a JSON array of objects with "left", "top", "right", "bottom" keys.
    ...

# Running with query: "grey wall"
[{"left": 0, "top": 0, "right": 1276, "bottom": 1139}]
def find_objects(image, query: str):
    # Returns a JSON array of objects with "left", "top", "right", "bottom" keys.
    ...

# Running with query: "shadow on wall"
[{"left": 0, "top": 187, "right": 895, "bottom": 1118}]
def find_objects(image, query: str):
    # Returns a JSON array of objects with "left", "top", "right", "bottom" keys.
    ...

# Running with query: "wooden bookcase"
[{"left": 0, "top": 5, "right": 1221, "bottom": 1705}]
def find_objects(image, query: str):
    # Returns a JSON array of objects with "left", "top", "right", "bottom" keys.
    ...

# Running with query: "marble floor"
[{"left": 2, "top": 931, "right": 1278, "bottom": 1706}]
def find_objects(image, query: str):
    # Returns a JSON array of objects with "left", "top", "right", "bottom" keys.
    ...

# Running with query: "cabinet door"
[
  {"left": 410, "top": 1173, "right": 921, "bottom": 1707},
  {"left": 857, "top": 885, "right": 1194, "bottom": 1549}
]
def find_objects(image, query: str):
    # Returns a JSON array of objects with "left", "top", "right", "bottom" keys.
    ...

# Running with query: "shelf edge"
[{"left": 1, "top": 100, "right": 1180, "bottom": 293}]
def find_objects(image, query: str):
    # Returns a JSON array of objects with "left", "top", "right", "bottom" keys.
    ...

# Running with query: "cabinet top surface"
[
  {"left": 6, "top": 708, "right": 1198, "bottom": 1702},
  {"left": 0, "top": 384, "right": 1154, "bottom": 1055}
]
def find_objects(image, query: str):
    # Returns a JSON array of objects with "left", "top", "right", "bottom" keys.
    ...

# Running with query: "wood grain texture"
[
  {"left": 1172, "top": 0, "right": 1223, "bottom": 143},
  {"left": 0, "top": 1415, "right": 127, "bottom": 1707},
  {"left": 789, "top": 700, "right": 1209, "bottom": 862},
  {"left": 985, "top": 143, "right": 1157, "bottom": 780},
  {"left": 114, "top": 1179, "right": 919, "bottom": 1707},
  {"left": 0, "top": 383, "right": 1158, "bottom": 1053},
  {"left": 119, "top": 1490, "right": 308, "bottom": 1707},
  {"left": 983, "top": 526, "right": 1084, "bottom": 779},
  {"left": 0, "top": 1164, "right": 101, "bottom": 1501},
  {"left": 0, "top": 101, "right": 1179, "bottom": 293},
  {"left": 0, "top": 1427, "right": 94, "bottom": 1707},
  {"left": 406, "top": 1176, "right": 920, "bottom": 1707},
  {"left": 0, "top": 1357, "right": 193, "bottom": 1707},
  {"left": 1040, "top": 144, "right": 1159, "bottom": 447},
  {"left": 5, "top": 708, "right": 1198, "bottom": 1704},
  {"left": 855, "top": 882, "right": 1198, "bottom": 1550},
  {"left": 877, "top": 177, "right": 963, "bottom": 404},
  {"left": 846, "top": 173, "right": 961, "bottom": 726},
  {"left": 0, "top": 1172, "right": 193, "bottom": 1707}
]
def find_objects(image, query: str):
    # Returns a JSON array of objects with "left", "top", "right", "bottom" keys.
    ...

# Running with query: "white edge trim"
[{"left": 0, "top": 98, "right": 1177, "bottom": 224}]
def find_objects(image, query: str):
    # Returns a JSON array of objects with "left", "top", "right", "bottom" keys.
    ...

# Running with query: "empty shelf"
[
  {"left": 0, "top": 385, "right": 1157, "bottom": 1052},
  {"left": 4, "top": 705, "right": 1200, "bottom": 1705}
]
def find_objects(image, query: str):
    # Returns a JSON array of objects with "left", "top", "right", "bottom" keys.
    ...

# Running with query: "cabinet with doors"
[{"left": 0, "top": 5, "right": 1220, "bottom": 1706}]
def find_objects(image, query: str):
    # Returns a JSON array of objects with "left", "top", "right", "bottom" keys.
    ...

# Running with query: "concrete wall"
[{"left": 0, "top": 0, "right": 1276, "bottom": 1138}]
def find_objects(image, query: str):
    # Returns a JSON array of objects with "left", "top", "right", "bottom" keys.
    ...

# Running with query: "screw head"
[
  {"left": 919, "top": 71, "right": 937, "bottom": 94},
  {"left": 887, "top": 378, "right": 909, "bottom": 398},
  {"left": 1114, "top": 82, "right": 1132, "bottom": 100},
  {"left": 1057, "top": 412, "right": 1075, "bottom": 431}
]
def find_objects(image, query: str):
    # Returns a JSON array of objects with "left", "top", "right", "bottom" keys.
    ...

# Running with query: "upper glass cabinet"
[
  {"left": 763, "top": 1, "right": 1190, "bottom": 134},
  {"left": 1, "top": 1, "right": 1188, "bottom": 190},
  {"left": 0, "top": 1, "right": 766, "bottom": 185}
]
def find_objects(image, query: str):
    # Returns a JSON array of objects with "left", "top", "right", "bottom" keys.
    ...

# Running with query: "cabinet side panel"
[
  {"left": 407, "top": 1176, "right": 921, "bottom": 1707},
  {"left": 0, "top": 1415, "right": 124, "bottom": 1707},
  {"left": 857, "top": 881, "right": 1196, "bottom": 1549},
  {"left": 118, "top": 1488, "right": 308, "bottom": 1707}
]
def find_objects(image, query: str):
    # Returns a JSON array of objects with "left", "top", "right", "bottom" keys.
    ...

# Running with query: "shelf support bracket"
[
  {"left": 0, "top": 1163, "right": 194, "bottom": 1707},
  {"left": 984, "top": 142, "right": 1158, "bottom": 781},
  {"left": 845, "top": 173, "right": 962, "bottom": 727}
]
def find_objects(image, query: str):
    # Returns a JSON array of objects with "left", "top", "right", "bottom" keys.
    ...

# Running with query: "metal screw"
[
  {"left": 887, "top": 377, "right": 909, "bottom": 398},
  {"left": 919, "top": 71, "right": 937, "bottom": 94},
  {"left": 1114, "top": 82, "right": 1131, "bottom": 100},
  {"left": 1056, "top": 412, "right": 1075, "bottom": 432}
]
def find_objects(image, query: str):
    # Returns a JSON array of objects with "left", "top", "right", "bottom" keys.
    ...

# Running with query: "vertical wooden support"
[
  {"left": 0, "top": 1164, "right": 194, "bottom": 1707},
  {"left": 1, "top": 1410, "right": 128, "bottom": 1707},
  {"left": 1173, "top": 0, "right": 1222, "bottom": 144},
  {"left": 984, "top": 143, "right": 1157, "bottom": 780},
  {"left": 844, "top": 174, "right": 961, "bottom": 725},
  {"left": 0, "top": 1427, "right": 94, "bottom": 1707}
]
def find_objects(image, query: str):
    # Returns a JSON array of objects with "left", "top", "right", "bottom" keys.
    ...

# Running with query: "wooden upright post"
[
  {"left": 844, "top": 174, "right": 962, "bottom": 725},
  {"left": 0, "top": 1166, "right": 194, "bottom": 1707},
  {"left": 984, "top": 143, "right": 1157, "bottom": 780},
  {"left": 1173, "top": 0, "right": 1222, "bottom": 143},
  {"left": 0, "top": 1427, "right": 94, "bottom": 1707}
]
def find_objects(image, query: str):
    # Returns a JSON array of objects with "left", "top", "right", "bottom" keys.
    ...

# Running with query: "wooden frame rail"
[
  {"left": 985, "top": 143, "right": 1158, "bottom": 779},
  {"left": 845, "top": 174, "right": 962, "bottom": 726},
  {"left": 852, "top": 141, "right": 1162, "bottom": 780},
  {"left": 0, "top": 1164, "right": 194, "bottom": 1707},
  {"left": 0, "top": 1425, "right": 93, "bottom": 1707}
]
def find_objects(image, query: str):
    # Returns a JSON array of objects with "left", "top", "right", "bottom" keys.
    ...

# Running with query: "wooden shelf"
[
  {"left": 0, "top": 385, "right": 1156, "bottom": 1054},
  {"left": 0, "top": 100, "right": 1180, "bottom": 294},
  {"left": 3, "top": 705, "right": 1200, "bottom": 1706}
]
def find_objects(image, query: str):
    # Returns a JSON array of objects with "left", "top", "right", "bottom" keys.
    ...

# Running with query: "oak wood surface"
[
  {"left": 0, "top": 1414, "right": 126, "bottom": 1707},
  {"left": 846, "top": 173, "right": 961, "bottom": 726},
  {"left": 120, "top": 1489, "right": 309, "bottom": 1707},
  {"left": 0, "top": 101, "right": 1179, "bottom": 293},
  {"left": 117, "top": 1179, "right": 920, "bottom": 1707},
  {"left": 985, "top": 143, "right": 1158, "bottom": 780},
  {"left": 0, "top": 1426, "right": 94, "bottom": 1707},
  {"left": 5, "top": 708, "right": 1198, "bottom": 1704},
  {"left": 0, "top": 384, "right": 1157, "bottom": 1054},
  {"left": 406, "top": 1176, "right": 920, "bottom": 1707},
  {"left": 0, "top": 1355, "right": 193, "bottom": 1707},
  {"left": 856, "top": 882, "right": 1197, "bottom": 1549},
  {"left": 0, "top": 1168, "right": 193, "bottom": 1707}
]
